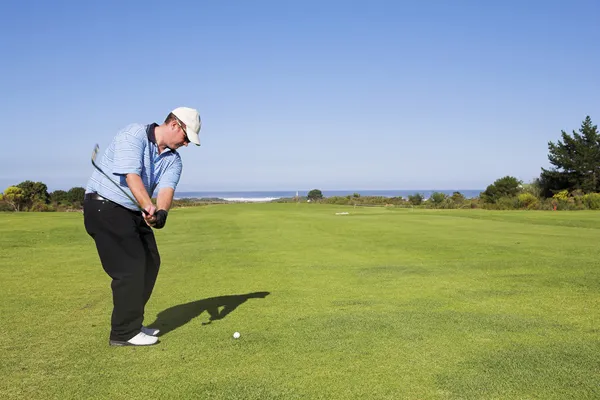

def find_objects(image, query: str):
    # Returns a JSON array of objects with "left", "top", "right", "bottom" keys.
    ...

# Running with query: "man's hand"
[
  {"left": 143, "top": 204, "right": 157, "bottom": 226},
  {"left": 153, "top": 210, "right": 168, "bottom": 229}
]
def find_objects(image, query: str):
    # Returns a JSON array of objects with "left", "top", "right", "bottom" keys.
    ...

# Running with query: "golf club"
[{"left": 91, "top": 144, "right": 149, "bottom": 216}]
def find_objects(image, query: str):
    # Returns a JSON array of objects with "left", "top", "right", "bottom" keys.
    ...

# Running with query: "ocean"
[{"left": 175, "top": 189, "right": 484, "bottom": 202}]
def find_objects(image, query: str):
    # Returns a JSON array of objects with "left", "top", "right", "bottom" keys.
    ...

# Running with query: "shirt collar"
[
  {"left": 146, "top": 123, "right": 177, "bottom": 155},
  {"left": 146, "top": 123, "right": 158, "bottom": 144}
]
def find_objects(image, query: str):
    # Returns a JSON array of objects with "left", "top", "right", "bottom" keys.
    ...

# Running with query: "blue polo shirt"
[{"left": 85, "top": 123, "right": 182, "bottom": 211}]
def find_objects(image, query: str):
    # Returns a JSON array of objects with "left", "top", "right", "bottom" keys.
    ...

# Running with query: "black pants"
[{"left": 83, "top": 198, "right": 160, "bottom": 341}]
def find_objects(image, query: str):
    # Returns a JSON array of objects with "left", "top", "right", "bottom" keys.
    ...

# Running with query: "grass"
[{"left": 1, "top": 204, "right": 599, "bottom": 399}]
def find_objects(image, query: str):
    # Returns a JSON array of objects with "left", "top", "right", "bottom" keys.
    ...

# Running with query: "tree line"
[
  {"left": 0, "top": 181, "right": 85, "bottom": 212},
  {"left": 2, "top": 116, "right": 599, "bottom": 211}
]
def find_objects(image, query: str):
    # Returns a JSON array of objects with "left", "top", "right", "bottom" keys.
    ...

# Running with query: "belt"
[
  {"left": 85, "top": 192, "right": 109, "bottom": 201},
  {"left": 84, "top": 192, "right": 135, "bottom": 213}
]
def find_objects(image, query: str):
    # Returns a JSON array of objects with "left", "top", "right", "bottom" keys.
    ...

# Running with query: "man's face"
[{"left": 169, "top": 119, "right": 190, "bottom": 149}]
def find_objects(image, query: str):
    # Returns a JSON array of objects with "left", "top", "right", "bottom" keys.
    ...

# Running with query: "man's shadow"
[{"left": 148, "top": 291, "right": 270, "bottom": 336}]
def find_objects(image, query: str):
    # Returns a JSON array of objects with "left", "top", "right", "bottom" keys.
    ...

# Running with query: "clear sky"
[{"left": 1, "top": 0, "right": 598, "bottom": 192}]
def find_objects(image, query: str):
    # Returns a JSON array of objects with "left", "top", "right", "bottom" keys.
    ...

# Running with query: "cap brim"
[{"left": 188, "top": 131, "right": 201, "bottom": 146}]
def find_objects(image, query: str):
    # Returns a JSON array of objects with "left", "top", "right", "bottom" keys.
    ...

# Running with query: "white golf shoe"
[
  {"left": 141, "top": 326, "right": 160, "bottom": 336},
  {"left": 109, "top": 332, "right": 159, "bottom": 346}
]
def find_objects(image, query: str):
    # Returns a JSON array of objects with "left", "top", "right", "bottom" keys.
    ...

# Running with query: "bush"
[
  {"left": 438, "top": 198, "right": 457, "bottom": 209},
  {"left": 498, "top": 196, "right": 520, "bottom": 210},
  {"left": 451, "top": 192, "right": 466, "bottom": 206},
  {"left": 552, "top": 190, "right": 569, "bottom": 201},
  {"left": 429, "top": 192, "right": 447, "bottom": 206},
  {"left": 554, "top": 198, "right": 579, "bottom": 211},
  {"left": 469, "top": 198, "right": 481, "bottom": 209},
  {"left": 67, "top": 187, "right": 86, "bottom": 204},
  {"left": 307, "top": 189, "right": 323, "bottom": 201},
  {"left": 386, "top": 197, "right": 405, "bottom": 206},
  {"left": 583, "top": 193, "right": 600, "bottom": 210},
  {"left": 482, "top": 176, "right": 522, "bottom": 204},
  {"left": 29, "top": 202, "right": 56, "bottom": 212},
  {"left": 518, "top": 193, "right": 539, "bottom": 209},
  {"left": 50, "top": 190, "right": 69, "bottom": 204},
  {"left": 408, "top": 193, "right": 423, "bottom": 206},
  {"left": 539, "top": 198, "right": 556, "bottom": 210},
  {"left": 324, "top": 196, "right": 350, "bottom": 205},
  {"left": 0, "top": 186, "right": 25, "bottom": 211},
  {"left": 0, "top": 201, "right": 15, "bottom": 212},
  {"left": 571, "top": 190, "right": 586, "bottom": 209},
  {"left": 483, "top": 196, "right": 519, "bottom": 210}
]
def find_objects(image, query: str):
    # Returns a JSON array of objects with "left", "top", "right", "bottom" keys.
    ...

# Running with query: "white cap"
[{"left": 172, "top": 107, "right": 202, "bottom": 146}]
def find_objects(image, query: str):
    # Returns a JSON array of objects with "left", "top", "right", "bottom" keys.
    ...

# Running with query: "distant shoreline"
[{"left": 174, "top": 189, "right": 484, "bottom": 203}]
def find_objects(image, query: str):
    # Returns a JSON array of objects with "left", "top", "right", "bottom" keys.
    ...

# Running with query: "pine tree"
[{"left": 539, "top": 116, "right": 600, "bottom": 197}]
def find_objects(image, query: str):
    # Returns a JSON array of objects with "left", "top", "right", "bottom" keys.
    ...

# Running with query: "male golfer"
[{"left": 83, "top": 107, "right": 201, "bottom": 346}]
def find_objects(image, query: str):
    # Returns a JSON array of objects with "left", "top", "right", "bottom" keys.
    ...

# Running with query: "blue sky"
[{"left": 1, "top": 0, "right": 598, "bottom": 192}]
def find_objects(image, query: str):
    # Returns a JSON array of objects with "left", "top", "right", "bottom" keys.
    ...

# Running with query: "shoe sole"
[{"left": 109, "top": 339, "right": 159, "bottom": 346}]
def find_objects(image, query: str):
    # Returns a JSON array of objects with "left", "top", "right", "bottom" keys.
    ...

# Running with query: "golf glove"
[{"left": 154, "top": 209, "right": 168, "bottom": 229}]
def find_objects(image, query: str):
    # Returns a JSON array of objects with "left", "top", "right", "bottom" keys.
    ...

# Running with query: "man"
[{"left": 83, "top": 107, "right": 201, "bottom": 346}]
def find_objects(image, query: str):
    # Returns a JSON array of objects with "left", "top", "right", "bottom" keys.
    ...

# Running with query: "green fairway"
[{"left": 1, "top": 204, "right": 599, "bottom": 399}]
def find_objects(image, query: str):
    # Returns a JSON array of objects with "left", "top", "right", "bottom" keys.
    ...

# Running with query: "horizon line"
[{"left": 176, "top": 188, "right": 486, "bottom": 192}]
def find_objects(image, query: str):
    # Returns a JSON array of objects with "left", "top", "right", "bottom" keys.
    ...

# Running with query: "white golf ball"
[{"left": 233, "top": 332, "right": 241, "bottom": 339}]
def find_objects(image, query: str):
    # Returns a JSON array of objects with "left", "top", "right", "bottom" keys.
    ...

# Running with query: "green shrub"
[
  {"left": 482, "top": 176, "right": 522, "bottom": 203},
  {"left": 539, "top": 198, "right": 556, "bottom": 210},
  {"left": 408, "top": 193, "right": 423, "bottom": 206},
  {"left": 491, "top": 196, "right": 519, "bottom": 210},
  {"left": 469, "top": 198, "right": 481, "bottom": 209},
  {"left": 450, "top": 192, "right": 467, "bottom": 208},
  {"left": 518, "top": 193, "right": 539, "bottom": 209},
  {"left": 429, "top": 192, "right": 447, "bottom": 206},
  {"left": 552, "top": 190, "right": 569, "bottom": 201},
  {"left": 307, "top": 189, "right": 323, "bottom": 201},
  {"left": 570, "top": 190, "right": 586, "bottom": 209},
  {"left": 324, "top": 196, "right": 350, "bottom": 205},
  {"left": 438, "top": 198, "right": 457, "bottom": 209},
  {"left": 50, "top": 190, "right": 69, "bottom": 204},
  {"left": 29, "top": 202, "right": 55, "bottom": 212},
  {"left": 554, "top": 198, "right": 579, "bottom": 211},
  {"left": 583, "top": 193, "right": 600, "bottom": 210},
  {"left": 0, "top": 201, "right": 15, "bottom": 212}
]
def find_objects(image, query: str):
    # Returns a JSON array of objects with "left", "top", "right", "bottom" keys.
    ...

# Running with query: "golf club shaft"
[{"left": 91, "top": 145, "right": 150, "bottom": 215}]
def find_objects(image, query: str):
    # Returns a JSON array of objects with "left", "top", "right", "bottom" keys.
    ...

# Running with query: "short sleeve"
[
  {"left": 157, "top": 156, "right": 183, "bottom": 190},
  {"left": 112, "top": 128, "right": 145, "bottom": 176}
]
